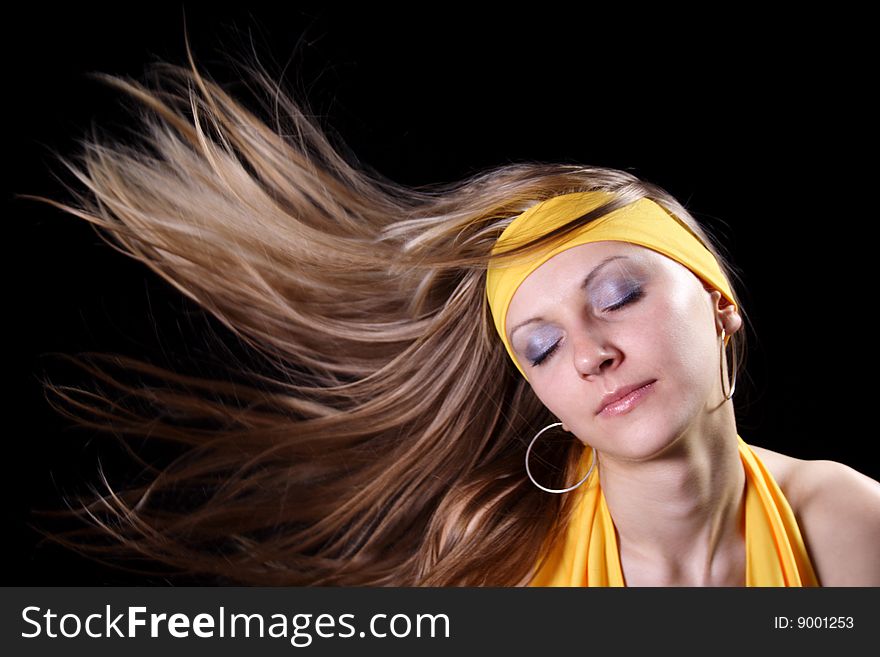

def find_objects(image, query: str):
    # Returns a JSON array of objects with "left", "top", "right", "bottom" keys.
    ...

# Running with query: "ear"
[{"left": 706, "top": 288, "right": 743, "bottom": 337}]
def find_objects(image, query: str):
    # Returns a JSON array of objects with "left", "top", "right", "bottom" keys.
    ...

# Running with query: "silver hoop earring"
[
  {"left": 721, "top": 327, "right": 737, "bottom": 401},
  {"left": 525, "top": 422, "right": 596, "bottom": 494}
]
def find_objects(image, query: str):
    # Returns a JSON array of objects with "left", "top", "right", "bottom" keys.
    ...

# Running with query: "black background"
[{"left": 9, "top": 6, "right": 876, "bottom": 584}]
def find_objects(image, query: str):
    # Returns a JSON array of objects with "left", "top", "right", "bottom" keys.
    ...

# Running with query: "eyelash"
[{"left": 528, "top": 287, "right": 644, "bottom": 367}]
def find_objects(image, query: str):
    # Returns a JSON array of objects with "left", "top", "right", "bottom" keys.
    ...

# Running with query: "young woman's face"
[{"left": 505, "top": 241, "right": 737, "bottom": 461}]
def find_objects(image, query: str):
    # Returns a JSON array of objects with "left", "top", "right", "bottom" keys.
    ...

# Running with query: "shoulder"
[
  {"left": 749, "top": 445, "right": 799, "bottom": 490},
  {"left": 785, "top": 456, "right": 880, "bottom": 586}
]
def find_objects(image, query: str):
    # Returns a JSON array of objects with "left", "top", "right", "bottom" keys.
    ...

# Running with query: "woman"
[
  {"left": 489, "top": 193, "right": 880, "bottom": 586},
  {"left": 25, "top": 45, "right": 879, "bottom": 586}
]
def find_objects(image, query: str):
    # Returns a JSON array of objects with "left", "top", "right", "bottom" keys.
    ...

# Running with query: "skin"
[{"left": 506, "top": 240, "right": 880, "bottom": 586}]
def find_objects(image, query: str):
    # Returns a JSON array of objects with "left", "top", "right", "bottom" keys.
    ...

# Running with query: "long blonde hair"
[{"left": 23, "top": 37, "right": 749, "bottom": 585}]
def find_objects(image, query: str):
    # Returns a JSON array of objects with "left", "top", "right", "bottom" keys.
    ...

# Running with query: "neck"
[{"left": 597, "top": 402, "right": 745, "bottom": 586}]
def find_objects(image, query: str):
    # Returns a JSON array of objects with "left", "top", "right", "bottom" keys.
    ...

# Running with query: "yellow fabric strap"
[
  {"left": 485, "top": 191, "right": 737, "bottom": 378},
  {"left": 528, "top": 436, "right": 820, "bottom": 586}
]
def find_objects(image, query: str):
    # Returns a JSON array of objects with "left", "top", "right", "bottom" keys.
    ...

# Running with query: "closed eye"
[{"left": 605, "top": 286, "right": 643, "bottom": 312}]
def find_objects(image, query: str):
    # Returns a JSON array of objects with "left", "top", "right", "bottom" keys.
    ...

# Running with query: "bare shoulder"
[
  {"left": 786, "top": 456, "right": 880, "bottom": 586},
  {"left": 749, "top": 445, "right": 800, "bottom": 491},
  {"left": 748, "top": 445, "right": 880, "bottom": 585}
]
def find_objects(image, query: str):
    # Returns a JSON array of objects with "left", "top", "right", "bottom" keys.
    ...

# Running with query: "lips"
[{"left": 596, "top": 380, "right": 657, "bottom": 415}]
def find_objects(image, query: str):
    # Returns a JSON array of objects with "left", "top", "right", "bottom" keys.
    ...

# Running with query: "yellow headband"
[{"left": 486, "top": 191, "right": 737, "bottom": 378}]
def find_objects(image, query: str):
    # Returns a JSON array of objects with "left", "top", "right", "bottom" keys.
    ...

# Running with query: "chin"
[{"left": 595, "top": 414, "right": 679, "bottom": 461}]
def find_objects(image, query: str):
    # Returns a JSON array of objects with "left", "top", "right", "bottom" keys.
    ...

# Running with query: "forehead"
[{"left": 505, "top": 241, "right": 667, "bottom": 329}]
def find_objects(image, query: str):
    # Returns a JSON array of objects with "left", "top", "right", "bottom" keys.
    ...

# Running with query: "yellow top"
[{"left": 529, "top": 436, "right": 820, "bottom": 586}]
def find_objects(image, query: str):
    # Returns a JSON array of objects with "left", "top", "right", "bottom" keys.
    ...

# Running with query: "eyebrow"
[{"left": 508, "top": 255, "right": 631, "bottom": 341}]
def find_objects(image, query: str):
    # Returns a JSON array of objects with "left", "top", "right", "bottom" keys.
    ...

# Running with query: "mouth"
[{"left": 596, "top": 380, "right": 657, "bottom": 416}]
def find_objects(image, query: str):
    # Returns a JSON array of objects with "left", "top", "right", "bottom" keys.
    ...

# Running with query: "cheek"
[
  {"left": 653, "top": 294, "right": 718, "bottom": 390},
  {"left": 533, "top": 381, "right": 581, "bottom": 424}
]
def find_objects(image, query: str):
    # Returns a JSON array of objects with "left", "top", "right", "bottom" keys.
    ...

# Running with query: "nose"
[{"left": 570, "top": 329, "right": 617, "bottom": 378}]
